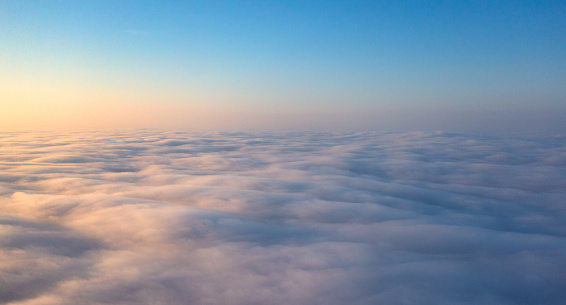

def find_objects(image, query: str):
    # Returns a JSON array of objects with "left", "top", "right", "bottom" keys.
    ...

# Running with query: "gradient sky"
[{"left": 1, "top": 0, "right": 565, "bottom": 133}]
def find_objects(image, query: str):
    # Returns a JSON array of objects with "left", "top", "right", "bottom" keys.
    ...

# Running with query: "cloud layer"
[{"left": 1, "top": 130, "right": 565, "bottom": 305}]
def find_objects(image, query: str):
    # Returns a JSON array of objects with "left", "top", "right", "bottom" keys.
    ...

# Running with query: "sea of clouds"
[{"left": 1, "top": 130, "right": 565, "bottom": 305}]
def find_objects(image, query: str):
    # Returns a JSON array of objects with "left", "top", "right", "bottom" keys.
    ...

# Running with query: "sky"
[{"left": 1, "top": 0, "right": 565, "bottom": 133}]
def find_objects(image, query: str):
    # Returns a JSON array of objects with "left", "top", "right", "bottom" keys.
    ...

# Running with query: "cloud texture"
[{"left": 1, "top": 130, "right": 565, "bottom": 305}]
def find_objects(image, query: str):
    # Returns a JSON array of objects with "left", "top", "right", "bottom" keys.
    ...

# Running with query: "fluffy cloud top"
[{"left": 1, "top": 130, "right": 565, "bottom": 305}]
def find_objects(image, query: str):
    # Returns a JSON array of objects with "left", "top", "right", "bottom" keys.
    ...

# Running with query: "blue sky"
[{"left": 1, "top": 0, "right": 565, "bottom": 133}]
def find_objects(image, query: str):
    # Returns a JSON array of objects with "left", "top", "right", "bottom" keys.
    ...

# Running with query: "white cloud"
[{"left": 0, "top": 130, "right": 565, "bottom": 304}]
